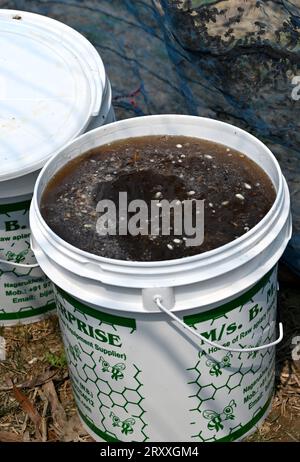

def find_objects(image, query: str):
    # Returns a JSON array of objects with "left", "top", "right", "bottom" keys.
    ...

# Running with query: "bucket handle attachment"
[
  {"left": 0, "top": 257, "right": 39, "bottom": 269},
  {"left": 154, "top": 296, "right": 283, "bottom": 353}
]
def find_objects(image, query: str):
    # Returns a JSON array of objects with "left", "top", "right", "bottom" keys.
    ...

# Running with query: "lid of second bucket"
[{"left": 0, "top": 10, "right": 106, "bottom": 182}]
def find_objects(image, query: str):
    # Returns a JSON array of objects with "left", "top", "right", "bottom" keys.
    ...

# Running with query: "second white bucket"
[
  {"left": 0, "top": 10, "right": 114, "bottom": 326},
  {"left": 30, "top": 115, "right": 291, "bottom": 442}
]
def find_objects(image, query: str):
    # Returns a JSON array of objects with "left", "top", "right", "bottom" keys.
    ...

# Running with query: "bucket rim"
[{"left": 31, "top": 114, "right": 285, "bottom": 268}]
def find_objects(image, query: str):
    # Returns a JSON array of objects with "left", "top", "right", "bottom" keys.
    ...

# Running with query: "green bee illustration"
[
  {"left": 99, "top": 357, "right": 126, "bottom": 381},
  {"left": 206, "top": 352, "right": 232, "bottom": 377},
  {"left": 6, "top": 248, "right": 29, "bottom": 264},
  {"left": 203, "top": 399, "right": 237, "bottom": 432},
  {"left": 69, "top": 344, "right": 81, "bottom": 362},
  {"left": 110, "top": 411, "right": 135, "bottom": 435}
]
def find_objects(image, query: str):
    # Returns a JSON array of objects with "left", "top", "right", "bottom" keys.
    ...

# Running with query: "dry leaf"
[
  {"left": 13, "top": 385, "right": 42, "bottom": 440},
  {"left": 0, "top": 369, "right": 64, "bottom": 391},
  {"left": 40, "top": 382, "right": 88, "bottom": 441},
  {"left": 42, "top": 381, "right": 67, "bottom": 437},
  {"left": 0, "top": 431, "right": 23, "bottom": 442},
  {"left": 23, "top": 431, "right": 31, "bottom": 442},
  {"left": 61, "top": 414, "right": 88, "bottom": 442}
]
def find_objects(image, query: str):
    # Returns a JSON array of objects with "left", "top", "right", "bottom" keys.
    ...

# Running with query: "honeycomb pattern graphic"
[
  {"left": 58, "top": 293, "right": 148, "bottom": 442},
  {"left": 188, "top": 333, "right": 275, "bottom": 441},
  {"left": 186, "top": 271, "right": 277, "bottom": 442}
]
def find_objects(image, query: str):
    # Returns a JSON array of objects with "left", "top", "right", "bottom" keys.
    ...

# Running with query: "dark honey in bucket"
[{"left": 40, "top": 136, "right": 276, "bottom": 261}]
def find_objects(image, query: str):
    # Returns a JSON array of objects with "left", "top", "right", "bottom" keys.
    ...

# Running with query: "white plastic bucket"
[
  {"left": 30, "top": 115, "right": 291, "bottom": 442},
  {"left": 0, "top": 10, "right": 114, "bottom": 326}
]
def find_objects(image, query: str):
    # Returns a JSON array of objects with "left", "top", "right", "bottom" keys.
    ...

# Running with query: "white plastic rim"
[
  {"left": 0, "top": 9, "right": 108, "bottom": 183},
  {"left": 30, "top": 115, "right": 292, "bottom": 314},
  {"left": 0, "top": 80, "right": 114, "bottom": 199}
]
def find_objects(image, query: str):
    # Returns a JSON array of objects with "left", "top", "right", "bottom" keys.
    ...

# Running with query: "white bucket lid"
[{"left": 0, "top": 10, "right": 106, "bottom": 182}]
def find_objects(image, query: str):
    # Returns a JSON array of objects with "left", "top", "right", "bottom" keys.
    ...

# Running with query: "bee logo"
[
  {"left": 206, "top": 352, "right": 232, "bottom": 377},
  {"left": 69, "top": 344, "right": 81, "bottom": 362},
  {"left": 110, "top": 411, "right": 135, "bottom": 435},
  {"left": 6, "top": 248, "right": 29, "bottom": 264},
  {"left": 203, "top": 399, "right": 237, "bottom": 432},
  {"left": 99, "top": 357, "right": 126, "bottom": 381}
]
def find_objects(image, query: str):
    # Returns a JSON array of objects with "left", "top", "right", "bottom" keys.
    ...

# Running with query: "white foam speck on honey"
[{"left": 173, "top": 238, "right": 182, "bottom": 244}]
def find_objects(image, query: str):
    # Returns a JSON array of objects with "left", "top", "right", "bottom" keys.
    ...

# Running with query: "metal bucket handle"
[
  {"left": 154, "top": 296, "right": 283, "bottom": 353},
  {"left": 0, "top": 256, "right": 39, "bottom": 268}
]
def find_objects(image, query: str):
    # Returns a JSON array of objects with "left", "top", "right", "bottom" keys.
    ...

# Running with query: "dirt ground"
[{"left": 0, "top": 264, "right": 299, "bottom": 443}]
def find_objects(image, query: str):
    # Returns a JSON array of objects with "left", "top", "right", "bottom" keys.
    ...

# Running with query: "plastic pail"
[
  {"left": 30, "top": 115, "right": 291, "bottom": 442},
  {"left": 0, "top": 10, "right": 114, "bottom": 325}
]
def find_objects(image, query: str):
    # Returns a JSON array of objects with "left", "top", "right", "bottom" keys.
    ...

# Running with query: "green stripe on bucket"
[
  {"left": 215, "top": 395, "right": 273, "bottom": 442},
  {"left": 0, "top": 200, "right": 31, "bottom": 214},
  {"left": 0, "top": 302, "right": 56, "bottom": 321},
  {"left": 184, "top": 268, "right": 274, "bottom": 326},
  {"left": 55, "top": 285, "right": 136, "bottom": 330},
  {"left": 78, "top": 408, "right": 120, "bottom": 442}
]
